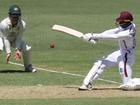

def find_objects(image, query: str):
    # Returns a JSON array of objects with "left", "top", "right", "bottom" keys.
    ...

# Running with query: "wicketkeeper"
[
  {"left": 0, "top": 4, "right": 36, "bottom": 72},
  {"left": 79, "top": 11, "right": 140, "bottom": 90}
]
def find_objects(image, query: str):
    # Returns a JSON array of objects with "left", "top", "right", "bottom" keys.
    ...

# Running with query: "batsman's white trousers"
[
  {"left": 83, "top": 48, "right": 135, "bottom": 86},
  {"left": 101, "top": 49, "right": 135, "bottom": 84}
]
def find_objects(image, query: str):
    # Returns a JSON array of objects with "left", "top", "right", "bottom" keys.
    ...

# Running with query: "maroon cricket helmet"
[{"left": 116, "top": 11, "right": 133, "bottom": 24}]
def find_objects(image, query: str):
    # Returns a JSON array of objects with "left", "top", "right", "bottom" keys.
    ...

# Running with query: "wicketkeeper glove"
[
  {"left": 15, "top": 49, "right": 21, "bottom": 61},
  {"left": 6, "top": 53, "right": 11, "bottom": 64}
]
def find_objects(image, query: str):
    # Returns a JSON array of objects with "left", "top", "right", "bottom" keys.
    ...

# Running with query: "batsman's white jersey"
[
  {"left": 83, "top": 23, "right": 136, "bottom": 86},
  {"left": 0, "top": 17, "right": 32, "bottom": 68},
  {"left": 93, "top": 23, "right": 136, "bottom": 51}
]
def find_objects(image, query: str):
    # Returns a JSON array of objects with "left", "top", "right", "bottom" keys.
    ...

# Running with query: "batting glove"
[
  {"left": 15, "top": 49, "right": 21, "bottom": 61},
  {"left": 6, "top": 53, "right": 11, "bottom": 64},
  {"left": 82, "top": 33, "right": 93, "bottom": 41},
  {"left": 82, "top": 33, "right": 97, "bottom": 44}
]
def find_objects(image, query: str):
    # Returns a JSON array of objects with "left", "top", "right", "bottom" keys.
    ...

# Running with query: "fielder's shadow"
[{"left": 0, "top": 69, "right": 26, "bottom": 73}]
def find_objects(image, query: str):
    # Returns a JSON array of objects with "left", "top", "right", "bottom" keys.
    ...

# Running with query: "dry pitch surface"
[{"left": 0, "top": 85, "right": 140, "bottom": 99}]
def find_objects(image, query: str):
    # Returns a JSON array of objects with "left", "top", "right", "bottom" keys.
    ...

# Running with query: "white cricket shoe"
[
  {"left": 78, "top": 83, "right": 92, "bottom": 91},
  {"left": 119, "top": 78, "right": 140, "bottom": 91},
  {"left": 131, "top": 78, "right": 140, "bottom": 90},
  {"left": 134, "top": 85, "right": 140, "bottom": 90},
  {"left": 25, "top": 64, "right": 37, "bottom": 73},
  {"left": 119, "top": 84, "right": 134, "bottom": 91}
]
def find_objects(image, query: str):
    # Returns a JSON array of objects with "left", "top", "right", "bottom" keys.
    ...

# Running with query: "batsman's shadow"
[
  {"left": 0, "top": 69, "right": 26, "bottom": 73},
  {"left": 92, "top": 87, "right": 120, "bottom": 90},
  {"left": 65, "top": 86, "right": 120, "bottom": 90}
]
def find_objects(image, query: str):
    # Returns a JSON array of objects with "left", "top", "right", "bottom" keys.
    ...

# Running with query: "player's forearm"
[
  {"left": 3, "top": 38, "right": 11, "bottom": 54},
  {"left": 92, "top": 32, "right": 131, "bottom": 40}
]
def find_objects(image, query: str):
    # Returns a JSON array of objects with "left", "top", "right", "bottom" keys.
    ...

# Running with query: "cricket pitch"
[{"left": 0, "top": 85, "right": 140, "bottom": 99}]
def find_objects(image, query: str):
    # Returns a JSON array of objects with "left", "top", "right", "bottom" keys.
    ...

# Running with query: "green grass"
[
  {"left": 0, "top": 98, "right": 140, "bottom": 105},
  {"left": 0, "top": 0, "right": 140, "bottom": 104}
]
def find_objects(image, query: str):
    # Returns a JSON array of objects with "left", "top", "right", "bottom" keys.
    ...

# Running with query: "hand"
[
  {"left": 15, "top": 49, "right": 21, "bottom": 61},
  {"left": 81, "top": 33, "right": 97, "bottom": 44},
  {"left": 6, "top": 53, "right": 11, "bottom": 64},
  {"left": 82, "top": 33, "right": 93, "bottom": 42}
]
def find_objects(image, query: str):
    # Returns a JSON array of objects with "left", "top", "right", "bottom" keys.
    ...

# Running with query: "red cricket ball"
[{"left": 49, "top": 43, "right": 55, "bottom": 48}]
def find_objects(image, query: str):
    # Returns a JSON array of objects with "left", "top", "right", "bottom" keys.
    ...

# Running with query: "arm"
[
  {"left": 4, "top": 37, "right": 22, "bottom": 63},
  {"left": 15, "top": 20, "right": 26, "bottom": 50},
  {"left": 83, "top": 28, "right": 134, "bottom": 42},
  {"left": 0, "top": 23, "right": 5, "bottom": 37},
  {"left": 0, "top": 23, "right": 12, "bottom": 63},
  {"left": 15, "top": 21, "right": 26, "bottom": 61},
  {"left": 92, "top": 30, "right": 132, "bottom": 40},
  {"left": 14, "top": 33, "right": 23, "bottom": 62}
]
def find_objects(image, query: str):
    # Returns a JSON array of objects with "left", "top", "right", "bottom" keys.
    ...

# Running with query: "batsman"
[
  {"left": 0, "top": 5, "right": 36, "bottom": 72},
  {"left": 79, "top": 11, "right": 140, "bottom": 90}
]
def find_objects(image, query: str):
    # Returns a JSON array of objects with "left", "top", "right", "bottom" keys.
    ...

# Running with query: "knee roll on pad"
[{"left": 94, "top": 60, "right": 102, "bottom": 67}]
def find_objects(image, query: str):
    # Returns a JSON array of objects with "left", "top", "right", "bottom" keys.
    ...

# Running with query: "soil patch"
[{"left": 0, "top": 85, "right": 140, "bottom": 99}]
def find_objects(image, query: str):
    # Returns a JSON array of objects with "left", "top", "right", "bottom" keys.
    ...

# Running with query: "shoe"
[
  {"left": 119, "top": 84, "right": 132, "bottom": 91},
  {"left": 134, "top": 85, "right": 140, "bottom": 90},
  {"left": 119, "top": 83, "right": 136, "bottom": 91},
  {"left": 25, "top": 64, "right": 37, "bottom": 73},
  {"left": 78, "top": 83, "right": 92, "bottom": 91},
  {"left": 119, "top": 78, "right": 140, "bottom": 91},
  {"left": 131, "top": 78, "right": 140, "bottom": 90}
]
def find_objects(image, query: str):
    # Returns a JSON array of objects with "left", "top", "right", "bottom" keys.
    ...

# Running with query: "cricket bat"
[{"left": 52, "top": 24, "right": 96, "bottom": 44}]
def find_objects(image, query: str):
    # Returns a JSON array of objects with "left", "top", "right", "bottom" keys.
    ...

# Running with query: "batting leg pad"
[{"left": 83, "top": 60, "right": 103, "bottom": 86}]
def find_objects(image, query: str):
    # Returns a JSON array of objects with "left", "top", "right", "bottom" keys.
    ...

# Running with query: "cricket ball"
[{"left": 49, "top": 43, "right": 55, "bottom": 48}]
